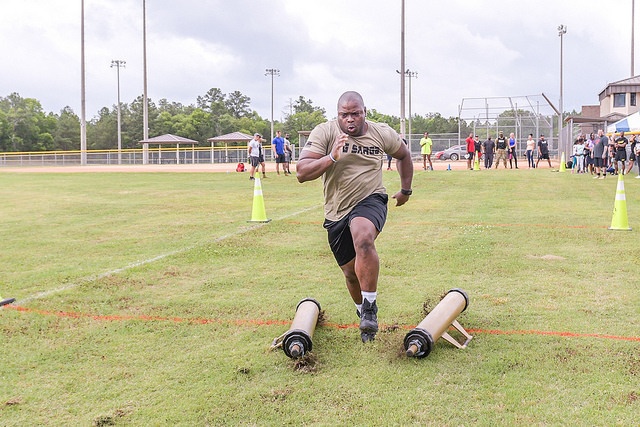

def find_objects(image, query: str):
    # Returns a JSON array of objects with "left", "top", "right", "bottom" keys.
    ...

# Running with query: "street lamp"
[
  {"left": 397, "top": 69, "right": 417, "bottom": 154},
  {"left": 265, "top": 68, "right": 280, "bottom": 143},
  {"left": 111, "top": 60, "right": 126, "bottom": 165},
  {"left": 406, "top": 70, "right": 417, "bottom": 153},
  {"left": 558, "top": 24, "right": 567, "bottom": 157}
]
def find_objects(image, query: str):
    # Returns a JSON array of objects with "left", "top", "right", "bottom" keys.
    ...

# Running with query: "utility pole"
[
  {"left": 111, "top": 60, "right": 126, "bottom": 164},
  {"left": 558, "top": 24, "right": 567, "bottom": 157},
  {"left": 397, "top": 69, "right": 417, "bottom": 154},
  {"left": 142, "top": 0, "right": 149, "bottom": 164},
  {"left": 399, "top": 0, "right": 406, "bottom": 137},
  {"left": 265, "top": 68, "right": 280, "bottom": 144},
  {"left": 80, "top": 0, "right": 87, "bottom": 165},
  {"left": 633, "top": 0, "right": 636, "bottom": 76},
  {"left": 406, "top": 70, "right": 417, "bottom": 154}
]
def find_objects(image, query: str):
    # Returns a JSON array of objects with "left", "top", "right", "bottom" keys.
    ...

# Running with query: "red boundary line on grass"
[
  {"left": 289, "top": 220, "right": 610, "bottom": 230},
  {"left": 403, "top": 221, "right": 609, "bottom": 230},
  {"left": 4, "top": 305, "right": 639, "bottom": 342}
]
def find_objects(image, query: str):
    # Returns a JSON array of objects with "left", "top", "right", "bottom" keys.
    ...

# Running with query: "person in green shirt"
[{"left": 420, "top": 132, "right": 433, "bottom": 170}]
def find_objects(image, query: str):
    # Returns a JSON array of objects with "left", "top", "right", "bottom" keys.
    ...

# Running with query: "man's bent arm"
[
  {"left": 296, "top": 151, "right": 335, "bottom": 183},
  {"left": 392, "top": 143, "right": 414, "bottom": 192},
  {"left": 389, "top": 143, "right": 414, "bottom": 207}
]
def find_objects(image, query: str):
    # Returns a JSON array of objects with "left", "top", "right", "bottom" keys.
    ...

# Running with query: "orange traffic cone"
[
  {"left": 248, "top": 178, "right": 271, "bottom": 223},
  {"left": 609, "top": 173, "right": 631, "bottom": 231}
]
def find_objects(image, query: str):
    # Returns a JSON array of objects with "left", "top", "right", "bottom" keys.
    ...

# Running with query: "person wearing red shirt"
[{"left": 465, "top": 133, "right": 475, "bottom": 170}]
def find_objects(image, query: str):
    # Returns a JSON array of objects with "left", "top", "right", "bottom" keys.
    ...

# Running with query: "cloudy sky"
[{"left": 0, "top": 0, "right": 636, "bottom": 123}]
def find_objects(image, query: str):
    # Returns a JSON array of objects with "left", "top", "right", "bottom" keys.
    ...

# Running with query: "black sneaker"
[{"left": 359, "top": 299, "right": 378, "bottom": 342}]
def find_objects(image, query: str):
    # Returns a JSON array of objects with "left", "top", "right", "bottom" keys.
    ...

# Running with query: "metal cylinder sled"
[
  {"left": 404, "top": 288, "right": 472, "bottom": 358},
  {"left": 0, "top": 298, "right": 15, "bottom": 307},
  {"left": 281, "top": 298, "right": 321, "bottom": 359}
]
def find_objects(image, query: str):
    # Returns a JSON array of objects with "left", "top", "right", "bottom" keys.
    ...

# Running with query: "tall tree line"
[{"left": 0, "top": 89, "right": 469, "bottom": 152}]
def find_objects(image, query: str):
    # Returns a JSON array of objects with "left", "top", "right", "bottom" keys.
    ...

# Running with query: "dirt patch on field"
[{"left": 526, "top": 254, "right": 566, "bottom": 261}]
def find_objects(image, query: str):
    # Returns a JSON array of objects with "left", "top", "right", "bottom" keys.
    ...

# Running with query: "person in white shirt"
[
  {"left": 572, "top": 137, "right": 585, "bottom": 173},
  {"left": 247, "top": 133, "right": 267, "bottom": 180},
  {"left": 525, "top": 134, "right": 536, "bottom": 168}
]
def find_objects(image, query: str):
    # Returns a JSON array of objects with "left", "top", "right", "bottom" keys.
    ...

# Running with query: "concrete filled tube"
[
  {"left": 282, "top": 298, "right": 321, "bottom": 359},
  {"left": 0, "top": 298, "right": 15, "bottom": 307},
  {"left": 404, "top": 289, "right": 469, "bottom": 358}
]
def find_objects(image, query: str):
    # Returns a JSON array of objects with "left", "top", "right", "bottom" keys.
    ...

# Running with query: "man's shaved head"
[
  {"left": 336, "top": 91, "right": 367, "bottom": 136},
  {"left": 337, "top": 91, "right": 365, "bottom": 110}
]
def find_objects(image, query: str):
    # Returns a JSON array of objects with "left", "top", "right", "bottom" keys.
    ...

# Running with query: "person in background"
[
  {"left": 584, "top": 133, "right": 594, "bottom": 175},
  {"left": 508, "top": 132, "right": 518, "bottom": 169},
  {"left": 635, "top": 137, "right": 640, "bottom": 178},
  {"left": 607, "top": 136, "right": 617, "bottom": 174},
  {"left": 271, "top": 130, "right": 289, "bottom": 176},
  {"left": 613, "top": 131, "right": 628, "bottom": 175},
  {"left": 465, "top": 132, "right": 475, "bottom": 170},
  {"left": 419, "top": 132, "right": 433, "bottom": 171},
  {"left": 593, "top": 130, "right": 608, "bottom": 179},
  {"left": 495, "top": 131, "right": 508, "bottom": 169},
  {"left": 536, "top": 134, "right": 552, "bottom": 168},
  {"left": 624, "top": 134, "right": 637, "bottom": 176},
  {"left": 284, "top": 133, "right": 293, "bottom": 174},
  {"left": 296, "top": 91, "right": 413, "bottom": 343},
  {"left": 474, "top": 135, "right": 482, "bottom": 166},
  {"left": 482, "top": 136, "right": 495, "bottom": 169},
  {"left": 525, "top": 134, "right": 536, "bottom": 168},
  {"left": 248, "top": 133, "right": 267, "bottom": 180},
  {"left": 572, "top": 137, "right": 585, "bottom": 173}
]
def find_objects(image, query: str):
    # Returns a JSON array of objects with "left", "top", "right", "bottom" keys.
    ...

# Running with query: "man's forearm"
[
  {"left": 296, "top": 156, "right": 334, "bottom": 183},
  {"left": 396, "top": 155, "right": 414, "bottom": 190}
]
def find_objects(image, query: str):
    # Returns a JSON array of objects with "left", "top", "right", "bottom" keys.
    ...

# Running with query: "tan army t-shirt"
[{"left": 302, "top": 120, "right": 403, "bottom": 221}]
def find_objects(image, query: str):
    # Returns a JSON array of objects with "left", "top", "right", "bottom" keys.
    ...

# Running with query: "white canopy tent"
[{"left": 606, "top": 111, "right": 640, "bottom": 135}]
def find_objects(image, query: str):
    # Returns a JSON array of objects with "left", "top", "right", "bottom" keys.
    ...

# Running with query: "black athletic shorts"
[
  {"left": 250, "top": 157, "right": 260, "bottom": 167},
  {"left": 275, "top": 153, "right": 286, "bottom": 163},
  {"left": 615, "top": 150, "right": 627, "bottom": 161},
  {"left": 593, "top": 157, "right": 605, "bottom": 168},
  {"left": 323, "top": 193, "right": 388, "bottom": 266}
]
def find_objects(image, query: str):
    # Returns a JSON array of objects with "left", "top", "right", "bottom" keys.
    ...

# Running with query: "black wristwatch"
[{"left": 400, "top": 188, "right": 412, "bottom": 196}]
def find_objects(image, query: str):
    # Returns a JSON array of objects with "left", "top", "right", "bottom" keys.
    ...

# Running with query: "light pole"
[
  {"left": 265, "top": 68, "right": 280, "bottom": 143},
  {"left": 558, "top": 24, "right": 567, "bottom": 157},
  {"left": 111, "top": 60, "right": 126, "bottom": 164},
  {"left": 406, "top": 70, "right": 417, "bottom": 153},
  {"left": 80, "top": 0, "right": 87, "bottom": 165},
  {"left": 633, "top": 0, "right": 636, "bottom": 76},
  {"left": 399, "top": 0, "right": 406, "bottom": 137},
  {"left": 142, "top": 0, "right": 149, "bottom": 164},
  {"left": 397, "top": 69, "right": 417, "bottom": 153}
]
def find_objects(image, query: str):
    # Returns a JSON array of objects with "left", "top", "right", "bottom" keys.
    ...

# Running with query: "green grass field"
[{"left": 1, "top": 166, "right": 639, "bottom": 426}]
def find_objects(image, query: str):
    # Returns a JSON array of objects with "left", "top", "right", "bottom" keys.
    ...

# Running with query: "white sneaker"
[{"left": 636, "top": 175, "right": 640, "bottom": 179}]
